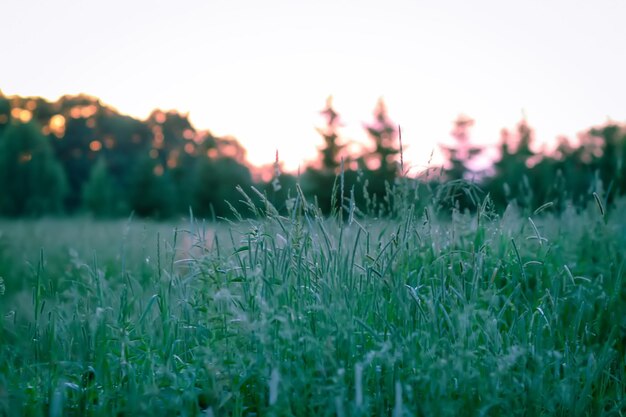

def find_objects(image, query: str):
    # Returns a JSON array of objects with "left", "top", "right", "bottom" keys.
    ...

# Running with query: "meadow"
[{"left": 0, "top": 187, "right": 625, "bottom": 416}]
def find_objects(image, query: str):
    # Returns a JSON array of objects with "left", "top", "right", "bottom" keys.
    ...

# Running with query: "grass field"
[{"left": 0, "top": 189, "right": 625, "bottom": 416}]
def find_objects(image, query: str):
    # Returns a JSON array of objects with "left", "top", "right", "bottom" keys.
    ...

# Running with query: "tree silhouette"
[
  {"left": 127, "top": 156, "right": 176, "bottom": 219},
  {"left": 316, "top": 96, "right": 346, "bottom": 173},
  {"left": 435, "top": 115, "right": 484, "bottom": 210},
  {"left": 82, "top": 157, "right": 120, "bottom": 217},
  {"left": 440, "top": 115, "right": 482, "bottom": 181},
  {"left": 3, "top": 91, "right": 626, "bottom": 218},
  {"left": 0, "top": 120, "right": 67, "bottom": 216},
  {"left": 192, "top": 155, "right": 253, "bottom": 219},
  {"left": 0, "top": 93, "right": 10, "bottom": 137},
  {"left": 488, "top": 119, "right": 537, "bottom": 210},
  {"left": 364, "top": 98, "right": 399, "bottom": 177},
  {"left": 588, "top": 124, "right": 626, "bottom": 198}
]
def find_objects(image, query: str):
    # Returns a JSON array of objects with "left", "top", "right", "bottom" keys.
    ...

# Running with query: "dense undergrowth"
[{"left": 0, "top": 185, "right": 625, "bottom": 416}]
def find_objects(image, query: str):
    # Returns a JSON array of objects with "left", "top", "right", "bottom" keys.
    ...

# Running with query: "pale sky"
[{"left": 2, "top": 0, "right": 625, "bottom": 172}]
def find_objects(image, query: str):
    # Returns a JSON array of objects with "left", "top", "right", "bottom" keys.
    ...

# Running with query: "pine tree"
[
  {"left": 316, "top": 96, "right": 345, "bottom": 173},
  {"left": 364, "top": 98, "right": 399, "bottom": 177},
  {"left": 489, "top": 118, "right": 537, "bottom": 209},
  {"left": 439, "top": 115, "right": 482, "bottom": 181}
]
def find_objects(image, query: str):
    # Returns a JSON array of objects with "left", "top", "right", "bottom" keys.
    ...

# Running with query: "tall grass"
[{"left": 0, "top": 187, "right": 625, "bottom": 416}]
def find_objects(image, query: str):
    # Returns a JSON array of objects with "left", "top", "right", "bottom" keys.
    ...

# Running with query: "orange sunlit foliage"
[
  {"left": 86, "top": 118, "right": 96, "bottom": 128},
  {"left": 49, "top": 114, "right": 66, "bottom": 137},
  {"left": 221, "top": 144, "right": 240, "bottom": 159},
  {"left": 154, "top": 111, "right": 166, "bottom": 124},
  {"left": 81, "top": 105, "right": 97, "bottom": 118},
  {"left": 193, "top": 131, "right": 206, "bottom": 144},
  {"left": 367, "top": 158, "right": 381, "bottom": 171},
  {"left": 152, "top": 125, "right": 164, "bottom": 148},
  {"left": 19, "top": 110, "right": 32, "bottom": 123},
  {"left": 184, "top": 143, "right": 195, "bottom": 154},
  {"left": 207, "top": 148, "right": 218, "bottom": 159},
  {"left": 25, "top": 100, "right": 37, "bottom": 111},
  {"left": 11, "top": 108, "right": 33, "bottom": 123},
  {"left": 153, "top": 164, "right": 164, "bottom": 176},
  {"left": 65, "top": 104, "right": 99, "bottom": 119},
  {"left": 167, "top": 150, "right": 179, "bottom": 168},
  {"left": 525, "top": 154, "right": 543, "bottom": 168},
  {"left": 89, "top": 140, "right": 102, "bottom": 152},
  {"left": 254, "top": 164, "right": 277, "bottom": 183},
  {"left": 183, "top": 129, "right": 194, "bottom": 140},
  {"left": 215, "top": 137, "right": 247, "bottom": 163}
]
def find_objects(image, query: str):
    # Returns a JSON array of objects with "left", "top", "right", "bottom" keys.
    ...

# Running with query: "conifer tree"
[
  {"left": 316, "top": 96, "right": 345, "bottom": 173},
  {"left": 364, "top": 98, "right": 399, "bottom": 177},
  {"left": 440, "top": 115, "right": 482, "bottom": 181}
]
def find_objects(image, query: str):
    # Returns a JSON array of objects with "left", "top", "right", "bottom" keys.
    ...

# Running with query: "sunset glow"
[
  {"left": 89, "top": 140, "right": 102, "bottom": 152},
  {"left": 48, "top": 114, "right": 66, "bottom": 137},
  {"left": 2, "top": 0, "right": 626, "bottom": 172}
]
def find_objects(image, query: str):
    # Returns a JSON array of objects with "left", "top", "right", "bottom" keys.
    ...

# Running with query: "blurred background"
[{"left": 1, "top": 0, "right": 626, "bottom": 218}]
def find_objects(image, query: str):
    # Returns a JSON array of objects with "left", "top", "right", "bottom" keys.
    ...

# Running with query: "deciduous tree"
[{"left": 0, "top": 121, "right": 67, "bottom": 216}]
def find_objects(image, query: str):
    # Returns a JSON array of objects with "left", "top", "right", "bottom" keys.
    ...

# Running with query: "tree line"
[{"left": 0, "top": 91, "right": 624, "bottom": 219}]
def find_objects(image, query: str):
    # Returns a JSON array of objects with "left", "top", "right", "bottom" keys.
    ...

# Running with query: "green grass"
[{"left": 0, "top": 191, "right": 625, "bottom": 416}]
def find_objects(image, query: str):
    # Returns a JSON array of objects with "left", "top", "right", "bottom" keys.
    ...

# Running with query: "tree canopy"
[{"left": 1, "top": 91, "right": 626, "bottom": 219}]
